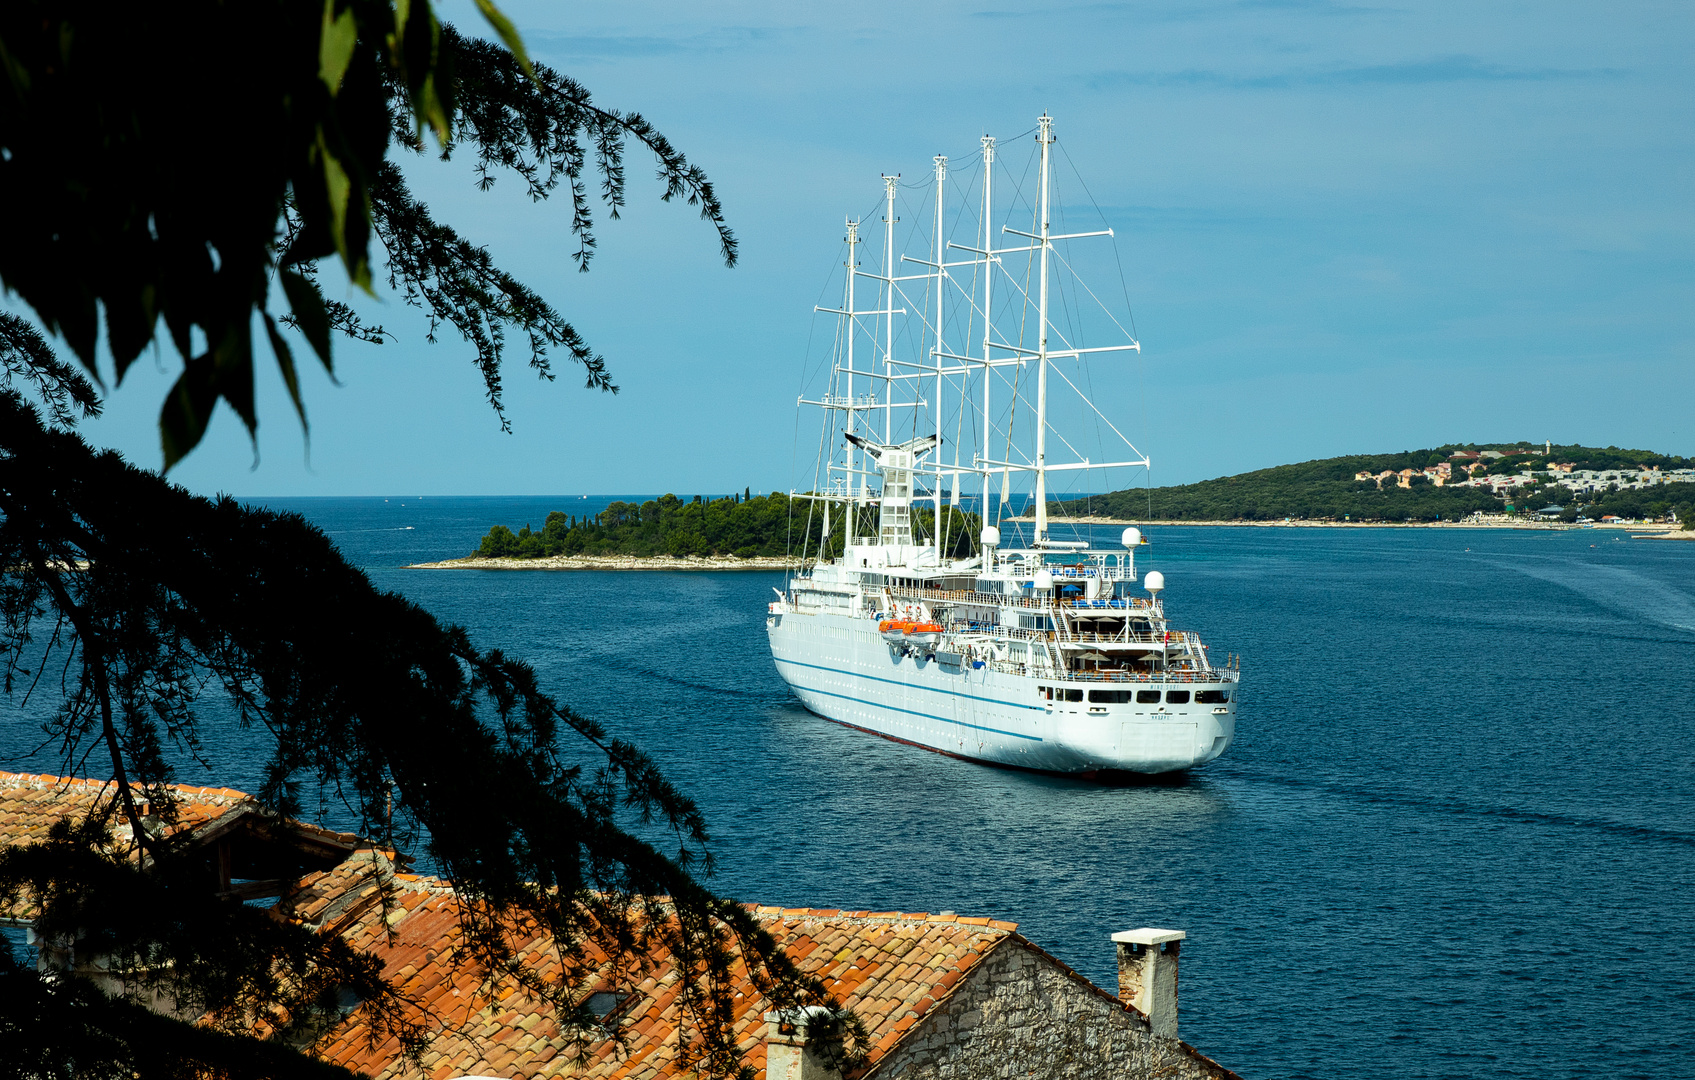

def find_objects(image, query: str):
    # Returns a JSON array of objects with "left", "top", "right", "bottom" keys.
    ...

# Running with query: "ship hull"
[{"left": 768, "top": 609, "right": 1235, "bottom": 775}]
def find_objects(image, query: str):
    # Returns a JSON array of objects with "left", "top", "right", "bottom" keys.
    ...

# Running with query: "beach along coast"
[{"left": 1014, "top": 514, "right": 1690, "bottom": 534}]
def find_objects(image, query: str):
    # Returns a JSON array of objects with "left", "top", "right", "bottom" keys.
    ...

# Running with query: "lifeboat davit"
[{"left": 905, "top": 621, "right": 944, "bottom": 648}]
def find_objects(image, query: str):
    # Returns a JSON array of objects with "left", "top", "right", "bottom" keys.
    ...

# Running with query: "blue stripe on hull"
[{"left": 771, "top": 661, "right": 1042, "bottom": 741}]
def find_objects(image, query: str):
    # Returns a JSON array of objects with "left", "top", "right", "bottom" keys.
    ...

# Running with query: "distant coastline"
[
  {"left": 1050, "top": 441, "right": 1695, "bottom": 527},
  {"left": 1012, "top": 515, "right": 1693, "bottom": 537}
]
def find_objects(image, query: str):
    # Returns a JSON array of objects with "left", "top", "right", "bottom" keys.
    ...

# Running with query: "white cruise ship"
[{"left": 767, "top": 116, "right": 1240, "bottom": 776}]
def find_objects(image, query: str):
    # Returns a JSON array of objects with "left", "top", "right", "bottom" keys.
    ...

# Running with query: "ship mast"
[
  {"left": 980, "top": 135, "right": 996, "bottom": 529},
  {"left": 845, "top": 217, "right": 862, "bottom": 540},
  {"left": 882, "top": 174, "right": 898, "bottom": 445},
  {"left": 1034, "top": 113, "right": 1053, "bottom": 547},
  {"left": 932, "top": 153, "right": 946, "bottom": 565}
]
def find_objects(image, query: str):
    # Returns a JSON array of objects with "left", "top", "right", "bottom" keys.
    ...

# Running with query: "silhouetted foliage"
[
  {"left": 0, "top": 396, "right": 865, "bottom": 1079},
  {"left": 1, "top": 1, "right": 733, "bottom": 466},
  {"left": 0, "top": 314, "right": 102, "bottom": 430},
  {"left": 0, "top": 4, "right": 857, "bottom": 1077},
  {"left": 0, "top": 943, "right": 360, "bottom": 1080}
]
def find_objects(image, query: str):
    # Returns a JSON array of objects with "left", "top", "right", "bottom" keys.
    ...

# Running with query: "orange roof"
[
  {"left": 0, "top": 770, "right": 253, "bottom": 853},
  {"left": 0, "top": 771, "right": 373, "bottom": 922},
  {"left": 286, "top": 858, "right": 1021, "bottom": 1080}
]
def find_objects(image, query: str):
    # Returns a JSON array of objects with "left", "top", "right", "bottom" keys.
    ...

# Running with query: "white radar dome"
[
  {"left": 1121, "top": 527, "right": 1143, "bottom": 548},
  {"left": 1033, "top": 569, "right": 1054, "bottom": 591},
  {"left": 980, "top": 525, "right": 1001, "bottom": 547},
  {"left": 1144, "top": 570, "right": 1165, "bottom": 594}
]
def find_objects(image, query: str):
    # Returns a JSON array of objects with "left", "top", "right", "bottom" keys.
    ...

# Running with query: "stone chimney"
[
  {"left": 764, "top": 1006, "right": 841, "bottom": 1080},
  {"left": 1112, "top": 927, "right": 1186, "bottom": 1038}
]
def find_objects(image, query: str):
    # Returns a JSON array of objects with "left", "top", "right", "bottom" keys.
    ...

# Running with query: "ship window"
[
  {"left": 1196, "top": 690, "right": 1228, "bottom": 704},
  {"left": 1061, "top": 688, "right": 1083, "bottom": 702},
  {"left": 1089, "top": 690, "right": 1131, "bottom": 704},
  {"left": 1165, "top": 690, "right": 1190, "bottom": 704},
  {"left": 1136, "top": 690, "right": 1162, "bottom": 704}
]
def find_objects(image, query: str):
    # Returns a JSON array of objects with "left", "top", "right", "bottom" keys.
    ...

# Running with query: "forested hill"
[
  {"left": 473, "top": 491, "right": 982, "bottom": 559},
  {"left": 1052, "top": 442, "right": 1695, "bottom": 523}
]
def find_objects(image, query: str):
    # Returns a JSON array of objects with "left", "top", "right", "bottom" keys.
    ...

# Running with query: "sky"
[{"left": 45, "top": 0, "right": 1695, "bottom": 496}]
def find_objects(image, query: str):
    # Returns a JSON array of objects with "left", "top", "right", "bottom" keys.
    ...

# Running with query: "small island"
[{"left": 412, "top": 491, "right": 984, "bottom": 570}]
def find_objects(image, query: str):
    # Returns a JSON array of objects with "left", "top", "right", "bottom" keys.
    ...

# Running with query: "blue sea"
[{"left": 5, "top": 495, "right": 1693, "bottom": 1080}]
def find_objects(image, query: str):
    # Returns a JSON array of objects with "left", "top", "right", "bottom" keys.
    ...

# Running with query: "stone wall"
[{"left": 866, "top": 938, "right": 1236, "bottom": 1080}]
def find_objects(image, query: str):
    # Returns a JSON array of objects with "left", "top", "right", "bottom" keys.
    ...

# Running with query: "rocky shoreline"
[
  {"left": 410, "top": 523, "right": 1690, "bottom": 572},
  {"left": 407, "top": 553, "right": 802, "bottom": 572}
]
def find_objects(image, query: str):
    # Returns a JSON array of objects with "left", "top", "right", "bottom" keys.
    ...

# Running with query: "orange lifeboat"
[
  {"left": 905, "top": 621, "right": 944, "bottom": 648},
  {"left": 879, "top": 618, "right": 914, "bottom": 644}
]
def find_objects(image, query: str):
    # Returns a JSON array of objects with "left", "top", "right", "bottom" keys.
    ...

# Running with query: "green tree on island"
[
  {"left": 0, "top": 3, "right": 861, "bottom": 1078},
  {"left": 473, "top": 497, "right": 982, "bottom": 561}
]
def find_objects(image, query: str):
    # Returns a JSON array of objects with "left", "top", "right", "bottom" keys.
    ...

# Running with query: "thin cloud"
[
  {"left": 974, "top": 0, "right": 1388, "bottom": 21},
  {"left": 525, "top": 26, "right": 793, "bottom": 61},
  {"left": 1085, "top": 55, "right": 1623, "bottom": 91}
]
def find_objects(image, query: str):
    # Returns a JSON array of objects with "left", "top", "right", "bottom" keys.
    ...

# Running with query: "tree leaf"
[
  {"left": 280, "top": 269, "right": 335, "bottom": 373},
  {"left": 418, "top": 71, "right": 450, "bottom": 144},
  {"left": 159, "top": 362, "right": 217, "bottom": 471},
  {"left": 315, "top": 128, "right": 372, "bottom": 294},
  {"left": 472, "top": 0, "right": 533, "bottom": 79},
  {"left": 263, "top": 314, "right": 307, "bottom": 430},
  {"left": 318, "top": 0, "right": 357, "bottom": 96}
]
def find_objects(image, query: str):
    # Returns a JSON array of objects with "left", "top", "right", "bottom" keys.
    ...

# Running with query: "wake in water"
[
  {"left": 1507, "top": 558, "right": 1695, "bottom": 636},
  {"left": 1221, "top": 765, "right": 1695, "bottom": 849}
]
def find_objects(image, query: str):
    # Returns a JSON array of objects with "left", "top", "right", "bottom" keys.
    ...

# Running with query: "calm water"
[{"left": 5, "top": 496, "right": 1693, "bottom": 1080}]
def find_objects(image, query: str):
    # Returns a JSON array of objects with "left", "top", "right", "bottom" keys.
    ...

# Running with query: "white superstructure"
[{"left": 767, "top": 116, "right": 1240, "bottom": 776}]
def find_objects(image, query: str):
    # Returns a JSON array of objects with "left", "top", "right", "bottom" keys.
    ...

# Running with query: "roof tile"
[{"left": 292, "top": 874, "right": 1016, "bottom": 1080}]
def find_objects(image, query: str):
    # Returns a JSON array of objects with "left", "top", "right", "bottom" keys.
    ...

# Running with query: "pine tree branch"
[
  {"left": 0, "top": 313, "right": 102, "bottom": 428},
  {"left": 369, "top": 161, "right": 614, "bottom": 427}
]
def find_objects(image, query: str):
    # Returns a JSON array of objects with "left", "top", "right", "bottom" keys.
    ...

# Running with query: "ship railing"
[
  {"left": 1062, "top": 630, "right": 1169, "bottom": 645},
  {"left": 888, "top": 585, "right": 1157, "bottom": 613},
  {"left": 946, "top": 624, "right": 1169, "bottom": 646},
  {"left": 1044, "top": 668, "right": 1242, "bottom": 685},
  {"left": 1057, "top": 598, "right": 1155, "bottom": 611},
  {"left": 1001, "top": 560, "right": 1133, "bottom": 581}
]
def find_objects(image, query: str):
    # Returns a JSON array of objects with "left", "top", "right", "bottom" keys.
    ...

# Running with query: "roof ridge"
[
  {"left": 0, "top": 770, "right": 252, "bottom": 802},
  {"left": 751, "top": 904, "right": 1018, "bottom": 932}
]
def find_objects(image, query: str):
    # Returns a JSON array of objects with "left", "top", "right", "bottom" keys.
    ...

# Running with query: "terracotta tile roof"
[
  {"left": 0, "top": 771, "right": 370, "bottom": 922},
  {"left": 0, "top": 771, "right": 253, "bottom": 854},
  {"left": 288, "top": 863, "right": 1020, "bottom": 1080}
]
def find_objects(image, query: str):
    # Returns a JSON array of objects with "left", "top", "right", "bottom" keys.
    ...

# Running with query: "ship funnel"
[
  {"left": 1144, "top": 570, "right": 1165, "bottom": 594},
  {"left": 1121, "top": 527, "right": 1142, "bottom": 548}
]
